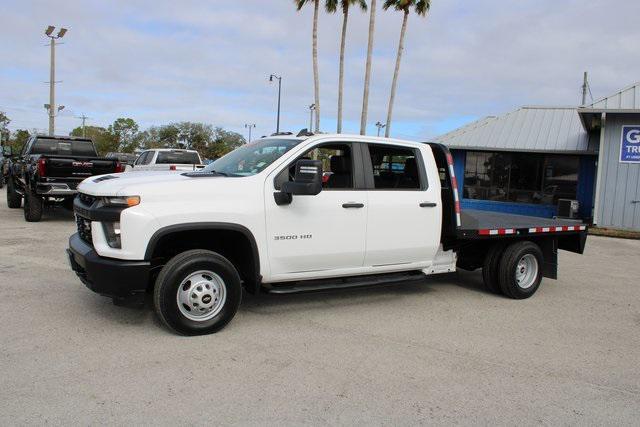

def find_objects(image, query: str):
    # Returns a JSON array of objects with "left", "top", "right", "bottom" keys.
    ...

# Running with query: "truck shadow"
[{"left": 41, "top": 206, "right": 75, "bottom": 222}]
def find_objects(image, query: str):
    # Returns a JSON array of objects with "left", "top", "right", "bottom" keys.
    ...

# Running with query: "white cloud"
[{"left": 1, "top": 0, "right": 639, "bottom": 140}]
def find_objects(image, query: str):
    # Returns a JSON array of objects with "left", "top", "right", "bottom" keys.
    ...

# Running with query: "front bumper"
[{"left": 67, "top": 233, "right": 151, "bottom": 300}]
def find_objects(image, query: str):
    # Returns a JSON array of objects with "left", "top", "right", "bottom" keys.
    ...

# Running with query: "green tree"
[
  {"left": 108, "top": 118, "right": 140, "bottom": 152},
  {"left": 70, "top": 125, "right": 117, "bottom": 155},
  {"left": 7, "top": 129, "right": 30, "bottom": 154},
  {"left": 0, "top": 111, "right": 11, "bottom": 144},
  {"left": 295, "top": 0, "right": 321, "bottom": 132},
  {"left": 326, "top": 0, "right": 368, "bottom": 134},
  {"left": 360, "top": 0, "right": 377, "bottom": 135},
  {"left": 382, "top": 0, "right": 431, "bottom": 137},
  {"left": 210, "top": 127, "right": 245, "bottom": 159}
]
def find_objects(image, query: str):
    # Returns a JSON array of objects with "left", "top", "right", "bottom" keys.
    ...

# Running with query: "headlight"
[
  {"left": 102, "top": 222, "right": 121, "bottom": 248},
  {"left": 103, "top": 196, "right": 140, "bottom": 207}
]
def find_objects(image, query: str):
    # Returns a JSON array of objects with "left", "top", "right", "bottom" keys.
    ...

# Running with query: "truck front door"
[{"left": 265, "top": 141, "right": 368, "bottom": 278}]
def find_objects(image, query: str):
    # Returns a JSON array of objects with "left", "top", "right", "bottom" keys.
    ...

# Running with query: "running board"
[{"left": 264, "top": 271, "right": 427, "bottom": 295}]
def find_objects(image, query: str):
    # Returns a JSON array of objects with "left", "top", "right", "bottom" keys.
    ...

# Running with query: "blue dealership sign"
[{"left": 620, "top": 125, "right": 640, "bottom": 163}]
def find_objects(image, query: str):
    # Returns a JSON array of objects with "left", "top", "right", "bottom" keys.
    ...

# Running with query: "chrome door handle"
[
  {"left": 342, "top": 203, "right": 365, "bottom": 209},
  {"left": 419, "top": 202, "right": 437, "bottom": 207}
]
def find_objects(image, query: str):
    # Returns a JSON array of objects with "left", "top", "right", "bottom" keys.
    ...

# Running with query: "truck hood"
[{"left": 77, "top": 171, "right": 204, "bottom": 196}]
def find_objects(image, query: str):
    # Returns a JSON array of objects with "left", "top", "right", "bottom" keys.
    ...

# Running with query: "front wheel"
[
  {"left": 153, "top": 249, "right": 242, "bottom": 335},
  {"left": 498, "top": 241, "right": 543, "bottom": 299},
  {"left": 23, "top": 189, "right": 43, "bottom": 222}
]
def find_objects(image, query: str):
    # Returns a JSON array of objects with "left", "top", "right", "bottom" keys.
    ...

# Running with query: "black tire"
[
  {"left": 498, "top": 241, "right": 544, "bottom": 299},
  {"left": 153, "top": 249, "right": 242, "bottom": 335},
  {"left": 23, "top": 189, "right": 43, "bottom": 222},
  {"left": 482, "top": 242, "right": 506, "bottom": 294},
  {"left": 6, "top": 176, "right": 22, "bottom": 209}
]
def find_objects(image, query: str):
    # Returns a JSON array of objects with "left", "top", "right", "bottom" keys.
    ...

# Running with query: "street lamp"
[
  {"left": 269, "top": 74, "right": 282, "bottom": 134},
  {"left": 244, "top": 123, "right": 256, "bottom": 142},
  {"left": 308, "top": 104, "right": 316, "bottom": 132},
  {"left": 375, "top": 121, "right": 386, "bottom": 137},
  {"left": 44, "top": 25, "right": 68, "bottom": 136}
]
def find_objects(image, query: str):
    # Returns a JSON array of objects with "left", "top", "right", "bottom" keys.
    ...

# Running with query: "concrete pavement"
[{"left": 1, "top": 187, "right": 639, "bottom": 425}]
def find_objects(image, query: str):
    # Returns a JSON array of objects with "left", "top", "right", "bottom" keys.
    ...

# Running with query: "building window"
[{"left": 463, "top": 151, "right": 579, "bottom": 205}]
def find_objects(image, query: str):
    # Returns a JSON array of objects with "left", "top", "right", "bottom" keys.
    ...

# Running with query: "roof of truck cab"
[{"left": 147, "top": 148, "right": 199, "bottom": 152}]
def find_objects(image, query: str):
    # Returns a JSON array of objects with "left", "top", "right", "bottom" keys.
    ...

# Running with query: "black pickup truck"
[{"left": 5, "top": 135, "right": 124, "bottom": 222}]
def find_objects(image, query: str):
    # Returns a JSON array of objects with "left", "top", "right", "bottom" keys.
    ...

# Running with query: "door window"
[
  {"left": 367, "top": 144, "right": 423, "bottom": 190},
  {"left": 276, "top": 143, "right": 355, "bottom": 190}
]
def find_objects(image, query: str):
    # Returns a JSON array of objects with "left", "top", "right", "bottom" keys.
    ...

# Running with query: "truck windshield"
[
  {"left": 32, "top": 138, "right": 97, "bottom": 157},
  {"left": 156, "top": 151, "right": 200, "bottom": 164},
  {"left": 203, "top": 138, "right": 303, "bottom": 176}
]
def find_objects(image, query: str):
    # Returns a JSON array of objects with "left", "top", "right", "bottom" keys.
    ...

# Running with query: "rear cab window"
[
  {"left": 156, "top": 151, "right": 200, "bottom": 165},
  {"left": 31, "top": 138, "right": 97, "bottom": 157}
]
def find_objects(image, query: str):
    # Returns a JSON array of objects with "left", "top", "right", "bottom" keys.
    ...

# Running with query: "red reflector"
[
  {"left": 451, "top": 175, "right": 458, "bottom": 190},
  {"left": 455, "top": 201, "right": 461, "bottom": 213},
  {"left": 169, "top": 165, "right": 177, "bottom": 171},
  {"left": 446, "top": 152, "right": 454, "bottom": 165},
  {"left": 37, "top": 158, "right": 47, "bottom": 176},
  {"left": 114, "top": 161, "right": 124, "bottom": 173}
]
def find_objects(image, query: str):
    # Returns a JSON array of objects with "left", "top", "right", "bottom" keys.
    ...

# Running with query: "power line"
[{"left": 75, "top": 113, "right": 90, "bottom": 137}]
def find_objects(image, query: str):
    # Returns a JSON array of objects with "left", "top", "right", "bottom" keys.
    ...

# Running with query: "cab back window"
[
  {"left": 156, "top": 151, "right": 200, "bottom": 164},
  {"left": 32, "top": 138, "right": 97, "bottom": 157}
]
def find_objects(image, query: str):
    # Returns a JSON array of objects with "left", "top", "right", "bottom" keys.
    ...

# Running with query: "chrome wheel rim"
[
  {"left": 515, "top": 254, "right": 538, "bottom": 289},
  {"left": 176, "top": 270, "right": 226, "bottom": 322}
]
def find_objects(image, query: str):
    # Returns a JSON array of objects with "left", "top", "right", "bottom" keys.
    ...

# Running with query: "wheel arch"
[{"left": 145, "top": 223, "right": 261, "bottom": 293}]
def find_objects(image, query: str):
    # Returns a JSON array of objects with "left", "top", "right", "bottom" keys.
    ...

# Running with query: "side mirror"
[
  {"left": 274, "top": 159, "right": 323, "bottom": 206},
  {"left": 2, "top": 146, "right": 11, "bottom": 157}
]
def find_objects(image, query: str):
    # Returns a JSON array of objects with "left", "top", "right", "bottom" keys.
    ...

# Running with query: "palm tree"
[
  {"left": 382, "top": 0, "right": 430, "bottom": 137},
  {"left": 360, "top": 0, "right": 377, "bottom": 135},
  {"left": 295, "top": 0, "right": 322, "bottom": 132},
  {"left": 326, "top": 0, "right": 368, "bottom": 134}
]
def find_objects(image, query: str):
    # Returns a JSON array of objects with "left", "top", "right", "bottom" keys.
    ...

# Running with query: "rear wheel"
[
  {"left": 482, "top": 243, "right": 506, "bottom": 294},
  {"left": 153, "top": 249, "right": 242, "bottom": 335},
  {"left": 6, "top": 176, "right": 22, "bottom": 209},
  {"left": 498, "top": 241, "right": 543, "bottom": 299},
  {"left": 23, "top": 189, "right": 43, "bottom": 222}
]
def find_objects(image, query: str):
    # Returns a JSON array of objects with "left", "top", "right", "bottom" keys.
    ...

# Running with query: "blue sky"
[{"left": 1, "top": 0, "right": 639, "bottom": 141}]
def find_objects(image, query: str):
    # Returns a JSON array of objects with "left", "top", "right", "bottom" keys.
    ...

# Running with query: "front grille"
[{"left": 76, "top": 214, "right": 93, "bottom": 245}]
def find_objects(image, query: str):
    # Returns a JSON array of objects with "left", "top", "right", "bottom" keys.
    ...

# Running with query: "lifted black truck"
[{"left": 5, "top": 135, "right": 124, "bottom": 222}]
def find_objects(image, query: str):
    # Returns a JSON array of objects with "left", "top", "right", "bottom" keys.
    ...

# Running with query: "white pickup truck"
[
  {"left": 67, "top": 133, "right": 587, "bottom": 335},
  {"left": 131, "top": 148, "right": 204, "bottom": 172}
]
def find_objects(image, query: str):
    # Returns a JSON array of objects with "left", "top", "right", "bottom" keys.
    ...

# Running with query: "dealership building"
[{"left": 434, "top": 82, "right": 640, "bottom": 231}]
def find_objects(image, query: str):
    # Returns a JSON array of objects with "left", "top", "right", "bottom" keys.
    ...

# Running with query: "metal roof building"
[
  {"left": 435, "top": 107, "right": 594, "bottom": 153},
  {"left": 434, "top": 83, "right": 640, "bottom": 231}
]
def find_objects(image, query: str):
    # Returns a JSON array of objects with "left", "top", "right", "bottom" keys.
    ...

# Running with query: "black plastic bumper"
[{"left": 67, "top": 233, "right": 150, "bottom": 300}]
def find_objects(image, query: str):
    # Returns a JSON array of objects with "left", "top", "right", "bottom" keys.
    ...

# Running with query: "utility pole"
[
  {"left": 375, "top": 121, "right": 386, "bottom": 137},
  {"left": 75, "top": 113, "right": 90, "bottom": 137},
  {"left": 244, "top": 123, "right": 255, "bottom": 142},
  {"left": 269, "top": 74, "right": 282, "bottom": 133},
  {"left": 44, "top": 26, "right": 67, "bottom": 136},
  {"left": 581, "top": 71, "right": 589, "bottom": 106},
  {"left": 308, "top": 104, "right": 316, "bottom": 132}
]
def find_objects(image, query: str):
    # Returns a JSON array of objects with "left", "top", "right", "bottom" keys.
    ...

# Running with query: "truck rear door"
[{"left": 362, "top": 142, "right": 442, "bottom": 267}]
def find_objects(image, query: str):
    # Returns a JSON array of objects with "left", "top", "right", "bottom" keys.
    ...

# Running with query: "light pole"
[
  {"left": 269, "top": 74, "right": 282, "bottom": 133},
  {"left": 44, "top": 26, "right": 67, "bottom": 136},
  {"left": 244, "top": 123, "right": 256, "bottom": 142},
  {"left": 308, "top": 104, "right": 316, "bottom": 132},
  {"left": 375, "top": 121, "right": 386, "bottom": 137}
]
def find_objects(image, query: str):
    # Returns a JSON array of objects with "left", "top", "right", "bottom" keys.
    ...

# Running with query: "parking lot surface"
[{"left": 1, "top": 187, "right": 639, "bottom": 425}]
